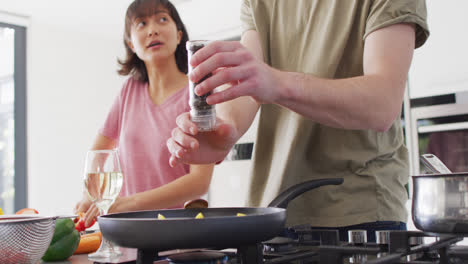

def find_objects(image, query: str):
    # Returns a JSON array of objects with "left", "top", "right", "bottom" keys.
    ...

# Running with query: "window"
[{"left": 0, "top": 22, "right": 27, "bottom": 214}]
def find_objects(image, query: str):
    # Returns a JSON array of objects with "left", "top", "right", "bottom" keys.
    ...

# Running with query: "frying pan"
[{"left": 99, "top": 178, "right": 343, "bottom": 255}]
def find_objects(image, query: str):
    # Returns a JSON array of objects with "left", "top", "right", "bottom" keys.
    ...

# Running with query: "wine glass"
[{"left": 83, "top": 149, "right": 124, "bottom": 261}]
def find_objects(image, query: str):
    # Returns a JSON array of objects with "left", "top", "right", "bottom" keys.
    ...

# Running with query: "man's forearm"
[
  {"left": 260, "top": 23, "right": 415, "bottom": 132},
  {"left": 216, "top": 95, "right": 260, "bottom": 140},
  {"left": 276, "top": 70, "right": 406, "bottom": 132}
]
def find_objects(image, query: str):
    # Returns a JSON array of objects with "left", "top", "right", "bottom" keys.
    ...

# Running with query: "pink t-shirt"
[{"left": 100, "top": 77, "right": 190, "bottom": 207}]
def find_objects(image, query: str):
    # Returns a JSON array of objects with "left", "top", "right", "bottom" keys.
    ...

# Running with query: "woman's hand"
[
  {"left": 190, "top": 41, "right": 282, "bottom": 105},
  {"left": 76, "top": 197, "right": 122, "bottom": 227},
  {"left": 76, "top": 197, "right": 128, "bottom": 228},
  {"left": 167, "top": 113, "right": 238, "bottom": 166},
  {"left": 81, "top": 204, "right": 99, "bottom": 228},
  {"left": 74, "top": 195, "right": 92, "bottom": 216},
  {"left": 74, "top": 195, "right": 98, "bottom": 228}
]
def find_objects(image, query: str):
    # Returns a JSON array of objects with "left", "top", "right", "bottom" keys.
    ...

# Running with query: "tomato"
[
  {"left": 73, "top": 212, "right": 84, "bottom": 224},
  {"left": 74, "top": 212, "right": 96, "bottom": 232},
  {"left": 15, "top": 208, "right": 39, "bottom": 215},
  {"left": 75, "top": 220, "right": 86, "bottom": 232}
]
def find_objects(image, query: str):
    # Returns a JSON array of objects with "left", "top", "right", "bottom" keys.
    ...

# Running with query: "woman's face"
[{"left": 128, "top": 8, "right": 182, "bottom": 65}]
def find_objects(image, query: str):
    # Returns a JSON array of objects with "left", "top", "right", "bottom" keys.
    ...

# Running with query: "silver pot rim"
[{"left": 412, "top": 172, "right": 468, "bottom": 178}]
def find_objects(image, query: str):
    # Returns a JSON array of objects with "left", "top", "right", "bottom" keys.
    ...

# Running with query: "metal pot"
[{"left": 412, "top": 173, "right": 468, "bottom": 234}]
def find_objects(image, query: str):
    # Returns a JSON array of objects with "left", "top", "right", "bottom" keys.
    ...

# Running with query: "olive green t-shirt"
[{"left": 241, "top": 0, "right": 429, "bottom": 227}]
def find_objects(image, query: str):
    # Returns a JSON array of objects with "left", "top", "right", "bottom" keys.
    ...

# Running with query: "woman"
[{"left": 75, "top": 0, "right": 214, "bottom": 227}]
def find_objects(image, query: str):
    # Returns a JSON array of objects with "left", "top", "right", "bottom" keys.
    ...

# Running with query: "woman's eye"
[
  {"left": 159, "top": 17, "right": 168, "bottom": 22},
  {"left": 137, "top": 21, "right": 146, "bottom": 27}
]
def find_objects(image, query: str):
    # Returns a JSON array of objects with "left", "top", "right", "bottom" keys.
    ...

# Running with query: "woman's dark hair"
[{"left": 118, "top": 0, "right": 189, "bottom": 82}]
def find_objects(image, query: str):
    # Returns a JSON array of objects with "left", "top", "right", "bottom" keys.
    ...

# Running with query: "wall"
[
  {"left": 0, "top": 0, "right": 244, "bottom": 215},
  {"left": 409, "top": 0, "right": 468, "bottom": 98},
  {"left": 176, "top": 0, "right": 241, "bottom": 40},
  {"left": 0, "top": 0, "right": 130, "bottom": 215}
]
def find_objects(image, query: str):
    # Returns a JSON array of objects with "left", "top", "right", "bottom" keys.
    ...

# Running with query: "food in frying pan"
[
  {"left": 157, "top": 213, "right": 166, "bottom": 220},
  {"left": 195, "top": 212, "right": 204, "bottom": 219},
  {"left": 154, "top": 212, "right": 246, "bottom": 220}
]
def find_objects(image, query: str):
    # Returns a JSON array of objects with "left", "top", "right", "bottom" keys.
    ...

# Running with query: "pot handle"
[
  {"left": 420, "top": 154, "right": 452, "bottom": 174},
  {"left": 267, "top": 178, "right": 344, "bottom": 209}
]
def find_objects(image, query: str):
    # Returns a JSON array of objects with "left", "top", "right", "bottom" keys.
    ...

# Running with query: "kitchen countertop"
[
  {"left": 42, "top": 247, "right": 207, "bottom": 263},
  {"left": 42, "top": 248, "right": 138, "bottom": 264}
]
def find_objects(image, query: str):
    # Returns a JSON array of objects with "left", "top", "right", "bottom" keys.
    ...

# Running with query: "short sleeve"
[
  {"left": 240, "top": 0, "right": 256, "bottom": 34},
  {"left": 99, "top": 79, "right": 129, "bottom": 141},
  {"left": 365, "top": 0, "right": 430, "bottom": 48}
]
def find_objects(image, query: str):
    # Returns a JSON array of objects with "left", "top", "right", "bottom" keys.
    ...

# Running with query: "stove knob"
[
  {"left": 407, "top": 236, "right": 425, "bottom": 262},
  {"left": 408, "top": 236, "right": 424, "bottom": 246},
  {"left": 348, "top": 230, "right": 367, "bottom": 244},
  {"left": 375, "top": 230, "right": 390, "bottom": 245}
]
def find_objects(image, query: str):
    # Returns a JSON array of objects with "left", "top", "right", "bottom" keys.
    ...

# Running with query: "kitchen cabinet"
[{"left": 409, "top": 0, "right": 468, "bottom": 99}]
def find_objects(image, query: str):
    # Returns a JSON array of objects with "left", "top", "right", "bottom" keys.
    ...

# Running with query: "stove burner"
[
  {"left": 133, "top": 225, "right": 468, "bottom": 264},
  {"left": 263, "top": 237, "right": 299, "bottom": 254},
  {"left": 167, "top": 251, "right": 228, "bottom": 264}
]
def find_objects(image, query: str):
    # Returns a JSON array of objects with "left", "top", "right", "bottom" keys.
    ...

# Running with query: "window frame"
[{"left": 0, "top": 21, "right": 27, "bottom": 212}]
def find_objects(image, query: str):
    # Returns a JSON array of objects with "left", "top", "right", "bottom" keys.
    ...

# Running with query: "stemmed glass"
[{"left": 83, "top": 149, "right": 124, "bottom": 261}]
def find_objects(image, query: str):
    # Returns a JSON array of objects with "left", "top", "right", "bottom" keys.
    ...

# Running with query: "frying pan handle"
[{"left": 267, "top": 178, "right": 344, "bottom": 209}]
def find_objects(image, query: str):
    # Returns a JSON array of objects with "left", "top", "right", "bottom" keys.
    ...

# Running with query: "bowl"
[{"left": 0, "top": 215, "right": 56, "bottom": 264}]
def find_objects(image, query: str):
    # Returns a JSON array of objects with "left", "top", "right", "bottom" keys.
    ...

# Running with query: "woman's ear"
[
  {"left": 127, "top": 40, "right": 135, "bottom": 53},
  {"left": 177, "top": 30, "right": 183, "bottom": 45}
]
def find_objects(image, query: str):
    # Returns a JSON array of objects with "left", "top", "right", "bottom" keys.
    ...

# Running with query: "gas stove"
[{"left": 100, "top": 224, "right": 468, "bottom": 264}]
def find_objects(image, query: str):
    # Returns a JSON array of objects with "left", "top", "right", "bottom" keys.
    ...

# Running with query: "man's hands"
[
  {"left": 167, "top": 39, "right": 272, "bottom": 166},
  {"left": 190, "top": 41, "right": 283, "bottom": 105},
  {"left": 167, "top": 113, "right": 239, "bottom": 166}
]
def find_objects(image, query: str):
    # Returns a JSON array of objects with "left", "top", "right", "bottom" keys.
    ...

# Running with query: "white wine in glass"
[{"left": 83, "top": 149, "right": 123, "bottom": 261}]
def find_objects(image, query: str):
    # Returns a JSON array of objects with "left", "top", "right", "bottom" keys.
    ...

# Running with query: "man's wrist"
[{"left": 274, "top": 70, "right": 294, "bottom": 105}]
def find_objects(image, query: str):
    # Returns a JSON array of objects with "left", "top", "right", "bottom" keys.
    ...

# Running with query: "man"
[{"left": 167, "top": 0, "right": 429, "bottom": 241}]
